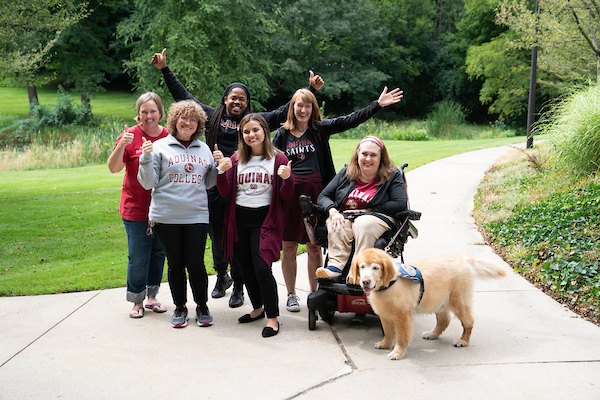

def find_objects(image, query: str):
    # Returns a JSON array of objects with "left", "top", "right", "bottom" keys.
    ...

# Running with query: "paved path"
[{"left": 1, "top": 145, "right": 599, "bottom": 399}]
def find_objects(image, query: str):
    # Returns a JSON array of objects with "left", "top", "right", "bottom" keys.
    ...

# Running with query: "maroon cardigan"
[{"left": 217, "top": 151, "right": 294, "bottom": 266}]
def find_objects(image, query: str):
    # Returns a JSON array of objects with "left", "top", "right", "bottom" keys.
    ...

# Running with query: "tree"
[
  {"left": 497, "top": 0, "right": 599, "bottom": 87},
  {"left": 269, "top": 0, "right": 390, "bottom": 114},
  {"left": 445, "top": 0, "right": 509, "bottom": 122},
  {"left": 465, "top": 33, "right": 533, "bottom": 121},
  {"left": 49, "top": 0, "right": 132, "bottom": 105},
  {"left": 116, "top": 0, "right": 277, "bottom": 109},
  {"left": 0, "top": 0, "right": 89, "bottom": 104}
]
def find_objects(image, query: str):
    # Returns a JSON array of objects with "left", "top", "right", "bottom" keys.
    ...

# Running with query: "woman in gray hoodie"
[{"left": 138, "top": 100, "right": 218, "bottom": 328}]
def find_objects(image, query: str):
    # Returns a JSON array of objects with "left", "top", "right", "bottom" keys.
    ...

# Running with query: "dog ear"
[
  {"left": 348, "top": 255, "right": 361, "bottom": 285},
  {"left": 380, "top": 252, "right": 396, "bottom": 288}
]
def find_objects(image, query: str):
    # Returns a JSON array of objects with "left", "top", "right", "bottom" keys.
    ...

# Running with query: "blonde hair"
[
  {"left": 134, "top": 92, "right": 164, "bottom": 122},
  {"left": 282, "top": 89, "right": 321, "bottom": 131},
  {"left": 237, "top": 114, "right": 277, "bottom": 164},
  {"left": 166, "top": 100, "right": 207, "bottom": 142},
  {"left": 346, "top": 137, "right": 395, "bottom": 185}
]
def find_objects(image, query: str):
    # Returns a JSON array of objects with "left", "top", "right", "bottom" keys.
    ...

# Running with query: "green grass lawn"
[
  {"left": 0, "top": 165, "right": 213, "bottom": 295},
  {"left": 0, "top": 137, "right": 523, "bottom": 296},
  {"left": 0, "top": 86, "right": 138, "bottom": 122},
  {"left": 330, "top": 136, "right": 525, "bottom": 171}
]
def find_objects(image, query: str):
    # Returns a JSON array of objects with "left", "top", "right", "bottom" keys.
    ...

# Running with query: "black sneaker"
[
  {"left": 211, "top": 273, "right": 233, "bottom": 298},
  {"left": 229, "top": 283, "right": 244, "bottom": 308}
]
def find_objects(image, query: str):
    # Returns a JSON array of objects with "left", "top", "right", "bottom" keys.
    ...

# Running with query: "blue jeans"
[{"left": 123, "top": 219, "right": 166, "bottom": 304}]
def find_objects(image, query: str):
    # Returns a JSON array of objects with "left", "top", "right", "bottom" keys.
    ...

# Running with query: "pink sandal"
[
  {"left": 145, "top": 302, "right": 167, "bottom": 313},
  {"left": 129, "top": 307, "right": 144, "bottom": 319}
]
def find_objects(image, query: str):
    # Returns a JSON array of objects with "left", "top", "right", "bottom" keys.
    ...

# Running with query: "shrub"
[
  {"left": 28, "top": 86, "right": 93, "bottom": 129},
  {"left": 425, "top": 100, "right": 467, "bottom": 139},
  {"left": 336, "top": 119, "right": 430, "bottom": 141},
  {"left": 537, "top": 85, "right": 600, "bottom": 175}
]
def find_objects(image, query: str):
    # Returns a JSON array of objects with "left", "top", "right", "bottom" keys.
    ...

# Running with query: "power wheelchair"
[{"left": 299, "top": 163, "right": 421, "bottom": 330}]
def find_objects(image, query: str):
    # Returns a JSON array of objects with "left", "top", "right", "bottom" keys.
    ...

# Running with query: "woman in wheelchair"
[{"left": 315, "top": 136, "right": 408, "bottom": 279}]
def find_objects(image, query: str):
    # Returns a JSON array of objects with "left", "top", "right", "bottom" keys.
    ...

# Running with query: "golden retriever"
[{"left": 349, "top": 248, "right": 507, "bottom": 360}]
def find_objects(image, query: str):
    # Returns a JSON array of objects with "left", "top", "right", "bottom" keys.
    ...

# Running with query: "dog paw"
[
  {"left": 375, "top": 341, "right": 390, "bottom": 349},
  {"left": 347, "top": 274, "right": 360, "bottom": 286},
  {"left": 422, "top": 331, "right": 439, "bottom": 340},
  {"left": 387, "top": 350, "right": 405, "bottom": 360},
  {"left": 453, "top": 339, "right": 469, "bottom": 347}
]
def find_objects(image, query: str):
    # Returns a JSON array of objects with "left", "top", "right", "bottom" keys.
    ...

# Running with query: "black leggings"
[
  {"left": 154, "top": 223, "right": 209, "bottom": 311},
  {"left": 208, "top": 188, "right": 242, "bottom": 284},
  {"left": 234, "top": 206, "right": 279, "bottom": 318}
]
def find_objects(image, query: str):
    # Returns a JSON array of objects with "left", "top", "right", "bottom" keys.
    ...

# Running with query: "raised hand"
[
  {"left": 141, "top": 137, "right": 153, "bottom": 153},
  {"left": 120, "top": 125, "right": 134, "bottom": 147},
  {"left": 277, "top": 160, "right": 292, "bottom": 180},
  {"left": 377, "top": 87, "right": 403, "bottom": 107},
  {"left": 218, "top": 157, "right": 232, "bottom": 172},
  {"left": 151, "top": 48, "right": 167, "bottom": 69},
  {"left": 309, "top": 70, "right": 324, "bottom": 91},
  {"left": 213, "top": 144, "right": 223, "bottom": 164}
]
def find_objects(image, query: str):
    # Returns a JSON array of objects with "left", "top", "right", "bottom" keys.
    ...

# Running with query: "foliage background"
[{"left": 7, "top": 0, "right": 600, "bottom": 129}]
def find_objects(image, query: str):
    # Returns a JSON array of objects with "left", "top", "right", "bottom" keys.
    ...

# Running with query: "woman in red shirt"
[{"left": 107, "top": 92, "right": 169, "bottom": 318}]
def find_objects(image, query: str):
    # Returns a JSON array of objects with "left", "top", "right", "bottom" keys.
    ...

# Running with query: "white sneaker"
[{"left": 286, "top": 293, "right": 301, "bottom": 312}]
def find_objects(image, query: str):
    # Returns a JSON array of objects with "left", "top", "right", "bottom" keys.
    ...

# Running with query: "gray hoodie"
[{"left": 138, "top": 134, "right": 217, "bottom": 224}]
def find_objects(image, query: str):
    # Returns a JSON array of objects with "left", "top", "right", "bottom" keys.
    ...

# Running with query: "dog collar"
[{"left": 376, "top": 263, "right": 425, "bottom": 306}]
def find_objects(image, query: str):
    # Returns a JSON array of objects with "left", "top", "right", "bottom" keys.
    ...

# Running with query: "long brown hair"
[
  {"left": 346, "top": 136, "right": 395, "bottom": 185},
  {"left": 237, "top": 114, "right": 277, "bottom": 164}
]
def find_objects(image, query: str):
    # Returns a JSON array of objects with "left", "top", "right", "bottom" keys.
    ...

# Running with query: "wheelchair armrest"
[
  {"left": 298, "top": 194, "right": 325, "bottom": 215},
  {"left": 395, "top": 210, "right": 421, "bottom": 221}
]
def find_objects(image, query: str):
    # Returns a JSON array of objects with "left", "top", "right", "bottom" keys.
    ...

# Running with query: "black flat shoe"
[
  {"left": 238, "top": 311, "right": 265, "bottom": 323},
  {"left": 262, "top": 322, "right": 280, "bottom": 338}
]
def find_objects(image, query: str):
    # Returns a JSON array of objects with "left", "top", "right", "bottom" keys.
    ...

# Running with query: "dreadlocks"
[{"left": 205, "top": 82, "right": 252, "bottom": 150}]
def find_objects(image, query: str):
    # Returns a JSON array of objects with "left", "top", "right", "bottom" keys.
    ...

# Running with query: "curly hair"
[
  {"left": 134, "top": 92, "right": 164, "bottom": 123},
  {"left": 166, "top": 100, "right": 207, "bottom": 142},
  {"left": 281, "top": 89, "right": 321, "bottom": 131},
  {"left": 346, "top": 136, "right": 395, "bottom": 185},
  {"left": 237, "top": 114, "right": 277, "bottom": 164}
]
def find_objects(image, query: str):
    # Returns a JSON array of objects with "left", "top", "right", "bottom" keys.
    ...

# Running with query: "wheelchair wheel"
[
  {"left": 318, "top": 302, "right": 335, "bottom": 324},
  {"left": 308, "top": 308, "right": 317, "bottom": 330}
]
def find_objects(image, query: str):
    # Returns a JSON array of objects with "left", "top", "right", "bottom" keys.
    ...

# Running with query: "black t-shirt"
[
  {"left": 217, "top": 115, "right": 240, "bottom": 157},
  {"left": 283, "top": 132, "right": 319, "bottom": 175}
]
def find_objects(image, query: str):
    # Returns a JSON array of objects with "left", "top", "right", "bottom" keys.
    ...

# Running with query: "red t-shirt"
[
  {"left": 342, "top": 179, "right": 377, "bottom": 211},
  {"left": 115, "top": 124, "right": 168, "bottom": 221}
]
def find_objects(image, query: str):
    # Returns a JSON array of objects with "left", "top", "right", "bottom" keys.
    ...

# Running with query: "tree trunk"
[
  {"left": 81, "top": 91, "right": 93, "bottom": 118},
  {"left": 27, "top": 86, "right": 39, "bottom": 105}
]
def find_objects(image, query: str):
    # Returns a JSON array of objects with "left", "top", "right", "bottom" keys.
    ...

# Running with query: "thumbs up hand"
[
  {"left": 309, "top": 70, "right": 324, "bottom": 90},
  {"left": 151, "top": 48, "right": 167, "bottom": 69},
  {"left": 277, "top": 160, "right": 292, "bottom": 180},
  {"left": 218, "top": 157, "right": 232, "bottom": 173},
  {"left": 120, "top": 125, "right": 134, "bottom": 147},
  {"left": 213, "top": 144, "right": 223, "bottom": 163},
  {"left": 141, "top": 136, "right": 153, "bottom": 153}
]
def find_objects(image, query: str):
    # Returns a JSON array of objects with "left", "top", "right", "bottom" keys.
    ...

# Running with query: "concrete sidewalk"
[{"left": 1, "top": 145, "right": 599, "bottom": 399}]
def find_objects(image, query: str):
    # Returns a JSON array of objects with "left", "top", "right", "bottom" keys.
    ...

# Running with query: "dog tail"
[{"left": 469, "top": 256, "right": 507, "bottom": 279}]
